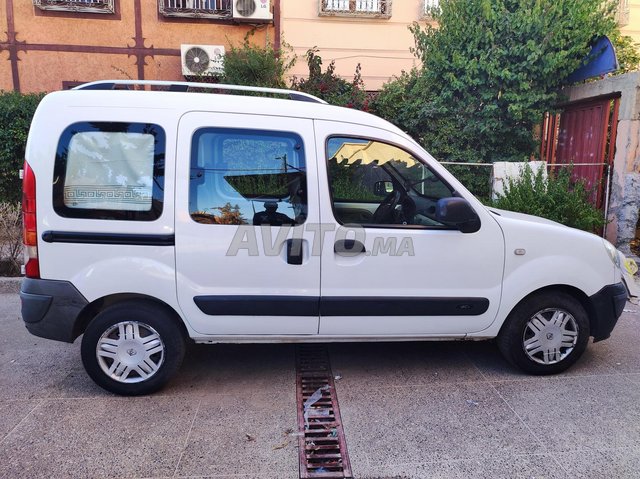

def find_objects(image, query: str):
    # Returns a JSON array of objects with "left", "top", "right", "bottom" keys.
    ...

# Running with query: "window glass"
[
  {"left": 190, "top": 129, "right": 307, "bottom": 226},
  {"left": 327, "top": 137, "right": 453, "bottom": 227},
  {"left": 53, "top": 122, "right": 165, "bottom": 221}
]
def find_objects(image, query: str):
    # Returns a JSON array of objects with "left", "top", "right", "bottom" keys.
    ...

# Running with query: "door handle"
[
  {"left": 334, "top": 239, "right": 366, "bottom": 256},
  {"left": 286, "top": 238, "right": 304, "bottom": 265}
]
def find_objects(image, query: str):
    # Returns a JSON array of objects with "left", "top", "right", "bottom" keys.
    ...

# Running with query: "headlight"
[
  {"left": 620, "top": 252, "right": 638, "bottom": 276},
  {"left": 603, "top": 239, "right": 621, "bottom": 268}
]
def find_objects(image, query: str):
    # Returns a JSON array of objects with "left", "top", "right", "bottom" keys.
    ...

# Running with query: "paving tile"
[
  {"left": 464, "top": 308, "right": 640, "bottom": 381},
  {"left": 625, "top": 373, "right": 640, "bottom": 385},
  {"left": 329, "top": 341, "right": 485, "bottom": 390},
  {"left": 353, "top": 454, "right": 566, "bottom": 479},
  {"left": 45, "top": 343, "right": 296, "bottom": 399},
  {"left": 494, "top": 375, "right": 640, "bottom": 452},
  {"left": 159, "top": 343, "right": 295, "bottom": 397},
  {"left": 0, "top": 399, "right": 41, "bottom": 440},
  {"left": 587, "top": 309, "right": 640, "bottom": 373},
  {"left": 463, "top": 338, "right": 617, "bottom": 381},
  {"left": 0, "top": 349, "right": 78, "bottom": 400},
  {"left": 172, "top": 474, "right": 290, "bottom": 479},
  {"left": 174, "top": 392, "right": 298, "bottom": 478},
  {"left": 553, "top": 447, "right": 640, "bottom": 479},
  {"left": 44, "top": 367, "right": 113, "bottom": 399},
  {"left": 0, "top": 396, "right": 199, "bottom": 478},
  {"left": 0, "top": 292, "right": 82, "bottom": 399},
  {"left": 337, "top": 382, "right": 544, "bottom": 474},
  {"left": 0, "top": 293, "right": 74, "bottom": 354}
]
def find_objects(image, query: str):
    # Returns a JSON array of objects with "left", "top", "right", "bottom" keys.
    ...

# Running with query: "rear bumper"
[
  {"left": 589, "top": 282, "right": 628, "bottom": 342},
  {"left": 20, "top": 278, "right": 88, "bottom": 343}
]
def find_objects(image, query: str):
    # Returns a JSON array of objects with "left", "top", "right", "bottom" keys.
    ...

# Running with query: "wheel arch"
[
  {"left": 499, "top": 284, "right": 594, "bottom": 336},
  {"left": 72, "top": 293, "right": 189, "bottom": 341}
]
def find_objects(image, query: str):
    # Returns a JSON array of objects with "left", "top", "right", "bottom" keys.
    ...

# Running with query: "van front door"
[
  {"left": 315, "top": 121, "right": 505, "bottom": 336},
  {"left": 175, "top": 113, "right": 320, "bottom": 336}
]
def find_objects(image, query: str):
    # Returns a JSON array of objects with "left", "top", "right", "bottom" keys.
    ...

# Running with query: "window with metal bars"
[
  {"left": 423, "top": 0, "right": 439, "bottom": 17},
  {"left": 320, "top": 0, "right": 391, "bottom": 18},
  {"left": 33, "top": 0, "right": 115, "bottom": 13},
  {"left": 158, "top": 0, "right": 232, "bottom": 19}
]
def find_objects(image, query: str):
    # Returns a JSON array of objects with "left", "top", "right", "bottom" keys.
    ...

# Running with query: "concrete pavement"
[{"left": 1, "top": 290, "right": 639, "bottom": 478}]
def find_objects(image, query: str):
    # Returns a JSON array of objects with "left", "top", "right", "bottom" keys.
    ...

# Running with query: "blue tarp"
[{"left": 567, "top": 36, "right": 619, "bottom": 83}]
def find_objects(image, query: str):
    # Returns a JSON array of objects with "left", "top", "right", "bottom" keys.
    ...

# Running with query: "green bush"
[
  {"left": 444, "top": 163, "right": 493, "bottom": 204},
  {"left": 291, "top": 48, "right": 369, "bottom": 110},
  {"left": 611, "top": 32, "right": 640, "bottom": 74},
  {"left": 369, "top": 69, "right": 418, "bottom": 123},
  {"left": 0, "top": 202, "right": 22, "bottom": 276},
  {"left": 492, "top": 164, "right": 606, "bottom": 232},
  {"left": 221, "top": 34, "right": 295, "bottom": 89},
  {"left": 0, "top": 91, "right": 44, "bottom": 203},
  {"left": 373, "top": 0, "right": 619, "bottom": 166}
]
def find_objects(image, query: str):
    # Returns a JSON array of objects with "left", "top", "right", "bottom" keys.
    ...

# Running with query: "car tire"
[
  {"left": 497, "top": 292, "right": 590, "bottom": 375},
  {"left": 81, "top": 301, "right": 186, "bottom": 396}
]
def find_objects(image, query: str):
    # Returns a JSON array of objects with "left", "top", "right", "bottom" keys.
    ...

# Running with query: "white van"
[{"left": 20, "top": 80, "right": 631, "bottom": 395}]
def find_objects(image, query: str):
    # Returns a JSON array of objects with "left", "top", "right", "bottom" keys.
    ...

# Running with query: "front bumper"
[
  {"left": 20, "top": 278, "right": 88, "bottom": 343},
  {"left": 589, "top": 282, "right": 628, "bottom": 342}
]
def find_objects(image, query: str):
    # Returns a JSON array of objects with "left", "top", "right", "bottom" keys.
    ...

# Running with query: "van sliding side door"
[{"left": 174, "top": 113, "right": 321, "bottom": 336}]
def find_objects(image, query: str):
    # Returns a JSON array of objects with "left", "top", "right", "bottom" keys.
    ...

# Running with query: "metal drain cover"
[{"left": 296, "top": 345, "right": 352, "bottom": 478}]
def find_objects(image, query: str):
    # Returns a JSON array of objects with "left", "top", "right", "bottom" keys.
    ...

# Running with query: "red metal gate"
[{"left": 540, "top": 96, "right": 619, "bottom": 208}]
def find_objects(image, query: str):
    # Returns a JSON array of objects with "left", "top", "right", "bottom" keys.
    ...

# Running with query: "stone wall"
[{"left": 563, "top": 72, "right": 640, "bottom": 253}]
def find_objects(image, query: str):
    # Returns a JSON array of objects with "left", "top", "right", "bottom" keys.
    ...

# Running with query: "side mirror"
[
  {"left": 373, "top": 180, "right": 394, "bottom": 197},
  {"left": 436, "top": 197, "right": 481, "bottom": 233}
]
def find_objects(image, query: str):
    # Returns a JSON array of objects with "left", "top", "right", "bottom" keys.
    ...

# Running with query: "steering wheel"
[{"left": 372, "top": 189, "right": 403, "bottom": 224}]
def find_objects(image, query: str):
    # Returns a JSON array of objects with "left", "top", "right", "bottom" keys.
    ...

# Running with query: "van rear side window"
[
  {"left": 53, "top": 122, "right": 165, "bottom": 221},
  {"left": 189, "top": 128, "right": 307, "bottom": 226}
]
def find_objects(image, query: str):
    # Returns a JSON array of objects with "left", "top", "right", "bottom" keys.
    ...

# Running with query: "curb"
[{"left": 0, "top": 277, "right": 22, "bottom": 294}]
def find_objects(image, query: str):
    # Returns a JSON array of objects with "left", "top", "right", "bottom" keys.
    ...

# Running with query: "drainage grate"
[{"left": 295, "top": 345, "right": 353, "bottom": 479}]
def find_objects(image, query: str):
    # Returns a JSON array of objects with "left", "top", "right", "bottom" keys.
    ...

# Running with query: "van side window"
[
  {"left": 189, "top": 128, "right": 308, "bottom": 226},
  {"left": 326, "top": 137, "right": 453, "bottom": 227},
  {"left": 53, "top": 122, "right": 165, "bottom": 221}
]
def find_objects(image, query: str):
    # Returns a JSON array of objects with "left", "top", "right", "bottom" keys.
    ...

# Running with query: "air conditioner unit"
[
  {"left": 233, "top": 0, "right": 272, "bottom": 22},
  {"left": 180, "top": 44, "right": 225, "bottom": 77}
]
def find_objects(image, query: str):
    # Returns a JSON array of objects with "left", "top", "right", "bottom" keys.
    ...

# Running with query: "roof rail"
[{"left": 73, "top": 80, "right": 327, "bottom": 105}]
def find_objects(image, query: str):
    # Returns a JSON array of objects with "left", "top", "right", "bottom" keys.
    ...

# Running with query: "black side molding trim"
[
  {"left": 42, "top": 231, "right": 175, "bottom": 246},
  {"left": 194, "top": 296, "right": 320, "bottom": 316},
  {"left": 320, "top": 297, "right": 489, "bottom": 316},
  {"left": 193, "top": 296, "right": 489, "bottom": 317}
]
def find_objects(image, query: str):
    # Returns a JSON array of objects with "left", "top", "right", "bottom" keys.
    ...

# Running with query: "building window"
[
  {"left": 33, "top": 0, "right": 115, "bottom": 14},
  {"left": 159, "top": 0, "right": 232, "bottom": 19},
  {"left": 616, "top": 0, "right": 630, "bottom": 27},
  {"left": 423, "top": 0, "right": 439, "bottom": 18},
  {"left": 320, "top": 0, "right": 391, "bottom": 18}
]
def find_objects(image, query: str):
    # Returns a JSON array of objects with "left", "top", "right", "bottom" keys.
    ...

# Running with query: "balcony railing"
[
  {"left": 320, "top": 0, "right": 392, "bottom": 18},
  {"left": 159, "top": 0, "right": 232, "bottom": 19},
  {"left": 33, "top": 0, "right": 115, "bottom": 14}
]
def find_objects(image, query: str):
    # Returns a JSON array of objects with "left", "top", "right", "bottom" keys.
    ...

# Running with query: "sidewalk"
[{"left": 0, "top": 277, "right": 20, "bottom": 294}]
